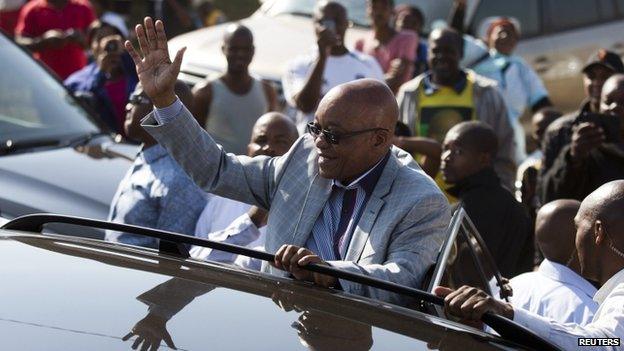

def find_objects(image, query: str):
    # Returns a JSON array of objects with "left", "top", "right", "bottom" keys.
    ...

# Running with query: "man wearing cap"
[{"left": 539, "top": 51, "right": 624, "bottom": 203}]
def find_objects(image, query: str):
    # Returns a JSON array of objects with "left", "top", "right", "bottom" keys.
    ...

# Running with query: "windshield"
[
  {"left": 263, "top": 0, "right": 453, "bottom": 30},
  {"left": 0, "top": 35, "right": 99, "bottom": 151}
]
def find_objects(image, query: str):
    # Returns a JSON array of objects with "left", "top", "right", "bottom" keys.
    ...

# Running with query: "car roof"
[{"left": 0, "top": 229, "right": 523, "bottom": 350}]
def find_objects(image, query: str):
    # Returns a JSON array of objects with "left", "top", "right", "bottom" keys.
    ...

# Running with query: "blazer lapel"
[
  {"left": 344, "top": 154, "right": 401, "bottom": 261},
  {"left": 291, "top": 173, "right": 332, "bottom": 247}
]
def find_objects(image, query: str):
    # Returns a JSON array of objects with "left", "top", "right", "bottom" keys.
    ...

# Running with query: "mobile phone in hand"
[{"left": 321, "top": 19, "right": 336, "bottom": 35}]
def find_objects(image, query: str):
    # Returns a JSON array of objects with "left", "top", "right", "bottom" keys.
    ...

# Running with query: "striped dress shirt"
[{"left": 306, "top": 152, "right": 389, "bottom": 261}]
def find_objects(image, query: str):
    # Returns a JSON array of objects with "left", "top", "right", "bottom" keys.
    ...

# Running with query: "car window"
[
  {"left": 0, "top": 35, "right": 99, "bottom": 149},
  {"left": 263, "top": 0, "right": 453, "bottom": 30},
  {"left": 545, "top": 0, "right": 601, "bottom": 33},
  {"left": 469, "top": 0, "right": 540, "bottom": 38},
  {"left": 427, "top": 208, "right": 505, "bottom": 298}
]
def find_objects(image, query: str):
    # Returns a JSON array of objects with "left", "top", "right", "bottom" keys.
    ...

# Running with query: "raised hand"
[{"left": 125, "top": 17, "right": 186, "bottom": 108}]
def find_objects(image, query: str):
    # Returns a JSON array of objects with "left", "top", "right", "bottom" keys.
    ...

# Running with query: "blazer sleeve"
[
  {"left": 141, "top": 104, "right": 300, "bottom": 210},
  {"left": 327, "top": 192, "right": 450, "bottom": 305}
]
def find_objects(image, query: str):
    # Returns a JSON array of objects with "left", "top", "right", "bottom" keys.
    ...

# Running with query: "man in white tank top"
[{"left": 191, "top": 24, "right": 278, "bottom": 154}]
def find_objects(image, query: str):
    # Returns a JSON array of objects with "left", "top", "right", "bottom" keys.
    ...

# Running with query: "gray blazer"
[{"left": 142, "top": 105, "right": 450, "bottom": 305}]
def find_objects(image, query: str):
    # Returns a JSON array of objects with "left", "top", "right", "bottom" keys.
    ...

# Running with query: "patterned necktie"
[{"left": 332, "top": 187, "right": 357, "bottom": 259}]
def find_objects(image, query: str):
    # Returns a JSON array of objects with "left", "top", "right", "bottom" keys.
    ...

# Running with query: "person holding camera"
[
  {"left": 64, "top": 21, "right": 138, "bottom": 136},
  {"left": 282, "top": 1, "right": 384, "bottom": 134},
  {"left": 539, "top": 51, "right": 624, "bottom": 203}
]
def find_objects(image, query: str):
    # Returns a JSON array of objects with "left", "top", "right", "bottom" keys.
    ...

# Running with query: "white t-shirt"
[{"left": 282, "top": 49, "right": 385, "bottom": 133}]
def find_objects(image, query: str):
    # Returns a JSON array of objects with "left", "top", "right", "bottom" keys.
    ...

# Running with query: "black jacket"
[
  {"left": 539, "top": 101, "right": 624, "bottom": 203},
  {"left": 448, "top": 168, "right": 533, "bottom": 277}
]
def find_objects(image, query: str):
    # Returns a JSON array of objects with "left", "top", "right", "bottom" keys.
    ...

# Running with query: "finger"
[
  {"left": 140, "top": 339, "right": 151, "bottom": 351},
  {"left": 155, "top": 19, "right": 169, "bottom": 51},
  {"left": 131, "top": 336, "right": 143, "bottom": 349},
  {"left": 167, "top": 47, "right": 186, "bottom": 79},
  {"left": 144, "top": 17, "right": 158, "bottom": 52},
  {"left": 122, "top": 332, "right": 135, "bottom": 341},
  {"left": 447, "top": 287, "right": 477, "bottom": 316},
  {"left": 290, "top": 247, "right": 308, "bottom": 268},
  {"left": 472, "top": 299, "right": 493, "bottom": 320},
  {"left": 460, "top": 295, "right": 483, "bottom": 320},
  {"left": 281, "top": 246, "right": 297, "bottom": 272},
  {"left": 433, "top": 286, "right": 454, "bottom": 298},
  {"left": 274, "top": 245, "right": 287, "bottom": 270},
  {"left": 163, "top": 330, "right": 177, "bottom": 349},
  {"left": 298, "top": 254, "right": 321, "bottom": 266},
  {"left": 136, "top": 24, "right": 150, "bottom": 57},
  {"left": 125, "top": 41, "right": 142, "bottom": 66}
]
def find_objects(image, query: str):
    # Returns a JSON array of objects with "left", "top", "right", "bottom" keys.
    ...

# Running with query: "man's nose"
[{"left": 314, "top": 132, "right": 330, "bottom": 149}]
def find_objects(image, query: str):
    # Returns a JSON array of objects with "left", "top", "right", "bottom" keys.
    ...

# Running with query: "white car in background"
[{"left": 170, "top": 0, "right": 624, "bottom": 113}]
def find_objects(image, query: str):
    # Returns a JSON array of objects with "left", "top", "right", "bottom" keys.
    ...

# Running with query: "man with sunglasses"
[
  {"left": 131, "top": 17, "right": 449, "bottom": 305},
  {"left": 105, "top": 81, "right": 207, "bottom": 248}
]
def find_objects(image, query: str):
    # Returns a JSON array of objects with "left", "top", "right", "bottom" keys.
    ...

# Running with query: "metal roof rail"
[{"left": 2, "top": 213, "right": 561, "bottom": 351}]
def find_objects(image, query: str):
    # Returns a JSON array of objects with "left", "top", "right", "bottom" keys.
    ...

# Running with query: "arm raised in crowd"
[
  {"left": 292, "top": 26, "right": 335, "bottom": 113},
  {"left": 127, "top": 17, "right": 294, "bottom": 210}
]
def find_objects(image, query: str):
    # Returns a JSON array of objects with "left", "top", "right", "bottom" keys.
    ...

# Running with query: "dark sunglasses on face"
[
  {"left": 307, "top": 122, "right": 389, "bottom": 145},
  {"left": 128, "top": 93, "right": 151, "bottom": 106}
]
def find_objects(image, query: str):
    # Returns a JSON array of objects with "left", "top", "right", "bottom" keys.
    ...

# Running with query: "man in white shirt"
[
  {"left": 281, "top": 1, "right": 384, "bottom": 133},
  {"left": 510, "top": 199, "right": 598, "bottom": 324},
  {"left": 189, "top": 112, "right": 299, "bottom": 269},
  {"left": 435, "top": 180, "right": 624, "bottom": 350}
]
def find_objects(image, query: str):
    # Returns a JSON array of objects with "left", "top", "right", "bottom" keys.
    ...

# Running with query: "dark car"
[
  {"left": 0, "top": 210, "right": 561, "bottom": 351},
  {"left": 0, "top": 33, "right": 139, "bottom": 238}
]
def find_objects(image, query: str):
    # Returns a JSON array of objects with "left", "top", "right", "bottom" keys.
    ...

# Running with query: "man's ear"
[
  {"left": 595, "top": 219, "right": 606, "bottom": 245},
  {"left": 374, "top": 129, "right": 390, "bottom": 147}
]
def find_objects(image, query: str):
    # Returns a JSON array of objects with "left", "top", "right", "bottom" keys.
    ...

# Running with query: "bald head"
[
  {"left": 223, "top": 23, "right": 253, "bottom": 43},
  {"left": 429, "top": 27, "right": 464, "bottom": 55},
  {"left": 579, "top": 180, "right": 624, "bottom": 231},
  {"left": 447, "top": 121, "right": 498, "bottom": 157},
  {"left": 536, "top": 200, "right": 581, "bottom": 264},
  {"left": 576, "top": 180, "right": 624, "bottom": 283},
  {"left": 252, "top": 112, "right": 298, "bottom": 142},
  {"left": 313, "top": 79, "right": 396, "bottom": 183},
  {"left": 315, "top": 1, "right": 347, "bottom": 21},
  {"left": 320, "top": 79, "right": 398, "bottom": 131},
  {"left": 248, "top": 112, "right": 298, "bottom": 158},
  {"left": 602, "top": 73, "right": 624, "bottom": 94}
]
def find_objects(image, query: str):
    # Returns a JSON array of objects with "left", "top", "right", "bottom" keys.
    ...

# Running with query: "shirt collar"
[
  {"left": 141, "top": 144, "right": 169, "bottom": 164},
  {"left": 538, "top": 259, "right": 597, "bottom": 297},
  {"left": 332, "top": 151, "right": 390, "bottom": 195},
  {"left": 422, "top": 70, "right": 468, "bottom": 95},
  {"left": 594, "top": 267, "right": 624, "bottom": 304}
]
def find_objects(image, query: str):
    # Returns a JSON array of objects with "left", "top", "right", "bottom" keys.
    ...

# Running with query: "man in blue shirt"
[{"left": 105, "top": 80, "right": 207, "bottom": 248}]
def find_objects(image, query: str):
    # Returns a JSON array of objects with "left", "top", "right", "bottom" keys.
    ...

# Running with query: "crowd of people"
[{"left": 5, "top": 0, "right": 624, "bottom": 348}]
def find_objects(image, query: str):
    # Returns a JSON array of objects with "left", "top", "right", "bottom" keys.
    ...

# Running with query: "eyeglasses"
[
  {"left": 307, "top": 122, "right": 389, "bottom": 145},
  {"left": 128, "top": 93, "right": 151, "bottom": 106}
]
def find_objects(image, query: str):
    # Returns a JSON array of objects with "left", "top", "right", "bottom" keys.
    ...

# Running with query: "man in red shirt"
[{"left": 15, "top": 0, "right": 96, "bottom": 80}]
